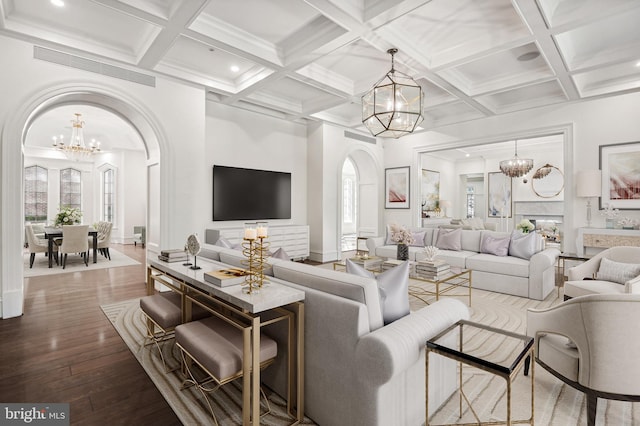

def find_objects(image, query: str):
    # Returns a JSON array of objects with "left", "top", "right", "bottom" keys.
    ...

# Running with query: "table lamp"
[
  {"left": 439, "top": 200, "right": 451, "bottom": 217},
  {"left": 576, "top": 170, "right": 601, "bottom": 227}
]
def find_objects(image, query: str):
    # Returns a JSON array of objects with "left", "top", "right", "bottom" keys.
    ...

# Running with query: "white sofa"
[
  {"left": 367, "top": 227, "right": 560, "bottom": 300},
  {"left": 199, "top": 242, "right": 470, "bottom": 426}
]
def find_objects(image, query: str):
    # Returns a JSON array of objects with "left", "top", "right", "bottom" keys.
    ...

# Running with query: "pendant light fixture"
[
  {"left": 362, "top": 48, "right": 424, "bottom": 139},
  {"left": 499, "top": 140, "right": 533, "bottom": 178}
]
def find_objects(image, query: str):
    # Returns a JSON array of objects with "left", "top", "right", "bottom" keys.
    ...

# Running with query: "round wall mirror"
[{"left": 531, "top": 164, "right": 564, "bottom": 198}]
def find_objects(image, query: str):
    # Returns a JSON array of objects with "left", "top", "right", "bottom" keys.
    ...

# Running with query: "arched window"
[
  {"left": 24, "top": 165, "right": 48, "bottom": 221},
  {"left": 60, "top": 168, "right": 81, "bottom": 210},
  {"left": 342, "top": 158, "right": 357, "bottom": 224},
  {"left": 103, "top": 168, "right": 115, "bottom": 222}
]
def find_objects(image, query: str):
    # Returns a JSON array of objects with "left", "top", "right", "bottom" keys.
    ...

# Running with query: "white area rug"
[{"left": 24, "top": 247, "right": 140, "bottom": 277}]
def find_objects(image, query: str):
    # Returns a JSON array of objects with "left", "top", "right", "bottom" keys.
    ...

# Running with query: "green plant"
[{"left": 54, "top": 206, "right": 82, "bottom": 227}]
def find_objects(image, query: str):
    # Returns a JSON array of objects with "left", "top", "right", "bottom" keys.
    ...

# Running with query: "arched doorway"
[
  {"left": 2, "top": 87, "right": 165, "bottom": 318},
  {"left": 338, "top": 149, "right": 379, "bottom": 257}
]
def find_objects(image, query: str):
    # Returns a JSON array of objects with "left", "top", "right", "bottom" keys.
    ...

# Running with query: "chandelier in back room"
[
  {"left": 499, "top": 140, "right": 533, "bottom": 178},
  {"left": 52, "top": 113, "right": 101, "bottom": 160}
]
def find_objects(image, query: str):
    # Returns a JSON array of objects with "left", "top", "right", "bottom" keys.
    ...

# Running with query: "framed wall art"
[
  {"left": 599, "top": 141, "right": 640, "bottom": 210},
  {"left": 421, "top": 169, "right": 440, "bottom": 212},
  {"left": 488, "top": 172, "right": 512, "bottom": 218},
  {"left": 385, "top": 167, "right": 410, "bottom": 209}
]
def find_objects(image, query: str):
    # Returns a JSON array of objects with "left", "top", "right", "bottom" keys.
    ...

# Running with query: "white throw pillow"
[
  {"left": 271, "top": 247, "right": 290, "bottom": 261},
  {"left": 597, "top": 257, "right": 640, "bottom": 284},
  {"left": 436, "top": 228, "right": 462, "bottom": 251},
  {"left": 215, "top": 237, "right": 233, "bottom": 248},
  {"left": 345, "top": 259, "right": 410, "bottom": 325},
  {"left": 508, "top": 231, "right": 538, "bottom": 260},
  {"left": 410, "top": 231, "right": 426, "bottom": 247},
  {"left": 480, "top": 234, "right": 511, "bottom": 257}
]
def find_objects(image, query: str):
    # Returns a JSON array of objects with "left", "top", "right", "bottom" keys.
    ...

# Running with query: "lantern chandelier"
[
  {"left": 52, "top": 113, "right": 101, "bottom": 160},
  {"left": 499, "top": 140, "right": 533, "bottom": 178},
  {"left": 362, "top": 48, "right": 424, "bottom": 139}
]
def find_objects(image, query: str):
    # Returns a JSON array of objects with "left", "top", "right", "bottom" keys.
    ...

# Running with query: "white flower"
[{"left": 600, "top": 204, "right": 620, "bottom": 219}]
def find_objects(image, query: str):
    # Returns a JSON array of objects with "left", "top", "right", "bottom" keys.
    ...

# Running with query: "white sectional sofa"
[
  {"left": 199, "top": 240, "right": 470, "bottom": 426},
  {"left": 367, "top": 227, "right": 560, "bottom": 300}
]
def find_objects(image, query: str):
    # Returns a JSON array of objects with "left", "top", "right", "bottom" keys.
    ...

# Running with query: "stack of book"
[
  {"left": 158, "top": 249, "right": 187, "bottom": 263},
  {"left": 350, "top": 256, "right": 383, "bottom": 271},
  {"left": 382, "top": 259, "right": 416, "bottom": 275},
  {"left": 415, "top": 259, "right": 450, "bottom": 280}
]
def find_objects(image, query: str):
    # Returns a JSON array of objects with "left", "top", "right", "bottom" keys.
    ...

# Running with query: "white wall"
[
  {"left": 384, "top": 91, "right": 640, "bottom": 253},
  {"left": 203, "top": 102, "right": 308, "bottom": 238}
]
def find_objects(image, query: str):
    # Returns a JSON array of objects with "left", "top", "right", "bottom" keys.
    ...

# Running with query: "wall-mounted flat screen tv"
[{"left": 213, "top": 165, "right": 292, "bottom": 221}]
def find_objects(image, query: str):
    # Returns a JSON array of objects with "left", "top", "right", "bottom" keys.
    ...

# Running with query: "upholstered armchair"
[
  {"left": 526, "top": 294, "right": 640, "bottom": 426},
  {"left": 133, "top": 225, "right": 145, "bottom": 248},
  {"left": 25, "top": 224, "right": 57, "bottom": 268},
  {"left": 564, "top": 246, "right": 640, "bottom": 299}
]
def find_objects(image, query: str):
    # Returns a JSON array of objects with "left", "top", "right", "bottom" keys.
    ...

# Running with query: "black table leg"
[
  {"left": 48, "top": 238, "right": 53, "bottom": 268},
  {"left": 93, "top": 234, "right": 97, "bottom": 263}
]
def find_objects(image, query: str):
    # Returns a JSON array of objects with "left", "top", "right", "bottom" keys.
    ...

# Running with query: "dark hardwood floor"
[{"left": 0, "top": 244, "right": 181, "bottom": 425}]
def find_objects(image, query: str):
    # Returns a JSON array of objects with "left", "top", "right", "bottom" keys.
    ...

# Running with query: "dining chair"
[
  {"left": 25, "top": 224, "right": 58, "bottom": 268},
  {"left": 91, "top": 221, "right": 113, "bottom": 260},
  {"left": 59, "top": 224, "right": 89, "bottom": 269}
]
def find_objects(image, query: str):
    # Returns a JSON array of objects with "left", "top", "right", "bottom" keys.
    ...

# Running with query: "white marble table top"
[{"left": 149, "top": 257, "right": 304, "bottom": 313}]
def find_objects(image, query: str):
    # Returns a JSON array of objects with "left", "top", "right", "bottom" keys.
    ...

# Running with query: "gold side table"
[{"left": 426, "top": 320, "right": 534, "bottom": 426}]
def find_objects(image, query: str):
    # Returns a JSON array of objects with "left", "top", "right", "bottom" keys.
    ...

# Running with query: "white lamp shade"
[
  {"left": 576, "top": 170, "right": 601, "bottom": 197},
  {"left": 439, "top": 200, "right": 451, "bottom": 208}
]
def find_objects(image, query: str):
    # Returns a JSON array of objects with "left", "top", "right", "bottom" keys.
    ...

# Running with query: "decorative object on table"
[
  {"left": 576, "top": 169, "right": 602, "bottom": 227},
  {"left": 599, "top": 141, "right": 640, "bottom": 210},
  {"left": 54, "top": 205, "right": 82, "bottom": 227},
  {"left": 186, "top": 233, "right": 202, "bottom": 270},
  {"left": 389, "top": 223, "right": 414, "bottom": 260},
  {"left": 362, "top": 48, "right": 424, "bottom": 139},
  {"left": 385, "top": 167, "right": 410, "bottom": 209},
  {"left": 488, "top": 171, "right": 512, "bottom": 218},
  {"left": 204, "top": 267, "right": 248, "bottom": 287},
  {"left": 182, "top": 244, "right": 192, "bottom": 266},
  {"left": 499, "top": 139, "right": 534, "bottom": 178},
  {"left": 516, "top": 219, "right": 535, "bottom": 234},
  {"left": 421, "top": 169, "right": 440, "bottom": 212},
  {"left": 600, "top": 203, "right": 620, "bottom": 228},
  {"left": 423, "top": 245, "right": 439, "bottom": 261},
  {"left": 618, "top": 217, "right": 637, "bottom": 230},
  {"left": 241, "top": 222, "right": 270, "bottom": 294},
  {"left": 158, "top": 248, "right": 188, "bottom": 263},
  {"left": 438, "top": 200, "right": 451, "bottom": 217}
]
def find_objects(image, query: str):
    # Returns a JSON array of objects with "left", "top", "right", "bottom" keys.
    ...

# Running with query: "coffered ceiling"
[{"left": 4, "top": 0, "right": 640, "bottom": 138}]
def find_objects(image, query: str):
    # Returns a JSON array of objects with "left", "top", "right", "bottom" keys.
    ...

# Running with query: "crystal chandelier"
[
  {"left": 362, "top": 48, "right": 424, "bottom": 139},
  {"left": 499, "top": 140, "right": 533, "bottom": 178},
  {"left": 52, "top": 113, "right": 101, "bottom": 160}
]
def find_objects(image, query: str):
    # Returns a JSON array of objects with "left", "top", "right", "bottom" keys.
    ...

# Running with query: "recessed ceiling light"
[
  {"left": 636, "top": 61, "right": 640, "bottom": 67},
  {"left": 517, "top": 51, "right": 540, "bottom": 62},
  {"left": 51, "top": 0, "right": 65, "bottom": 7},
  {"left": 230, "top": 65, "right": 240, "bottom": 73}
]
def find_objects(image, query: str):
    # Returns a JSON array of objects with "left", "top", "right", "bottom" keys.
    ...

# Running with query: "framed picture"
[
  {"left": 488, "top": 172, "right": 512, "bottom": 218},
  {"left": 385, "top": 167, "right": 410, "bottom": 209},
  {"left": 421, "top": 169, "right": 440, "bottom": 211},
  {"left": 599, "top": 141, "right": 640, "bottom": 210}
]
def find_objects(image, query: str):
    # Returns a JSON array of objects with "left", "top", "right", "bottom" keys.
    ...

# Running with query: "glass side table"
[{"left": 426, "top": 320, "right": 534, "bottom": 426}]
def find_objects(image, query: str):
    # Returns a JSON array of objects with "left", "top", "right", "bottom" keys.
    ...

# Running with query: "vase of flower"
[
  {"left": 54, "top": 206, "right": 82, "bottom": 227},
  {"left": 397, "top": 243, "right": 409, "bottom": 261}
]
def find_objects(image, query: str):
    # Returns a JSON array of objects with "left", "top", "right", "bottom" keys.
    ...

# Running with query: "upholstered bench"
[
  {"left": 175, "top": 315, "right": 278, "bottom": 422},
  {"left": 140, "top": 292, "right": 209, "bottom": 371}
]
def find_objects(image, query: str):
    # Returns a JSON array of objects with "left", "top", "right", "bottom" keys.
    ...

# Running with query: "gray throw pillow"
[
  {"left": 345, "top": 259, "right": 410, "bottom": 325},
  {"left": 215, "top": 237, "right": 233, "bottom": 248},
  {"left": 410, "top": 231, "right": 426, "bottom": 247},
  {"left": 480, "top": 234, "right": 510, "bottom": 256},
  {"left": 597, "top": 257, "right": 640, "bottom": 284},
  {"left": 271, "top": 247, "right": 290, "bottom": 261},
  {"left": 508, "top": 231, "right": 538, "bottom": 260},
  {"left": 435, "top": 228, "right": 462, "bottom": 251}
]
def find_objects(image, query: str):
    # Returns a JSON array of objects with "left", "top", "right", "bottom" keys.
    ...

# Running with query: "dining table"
[{"left": 43, "top": 226, "right": 98, "bottom": 268}]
